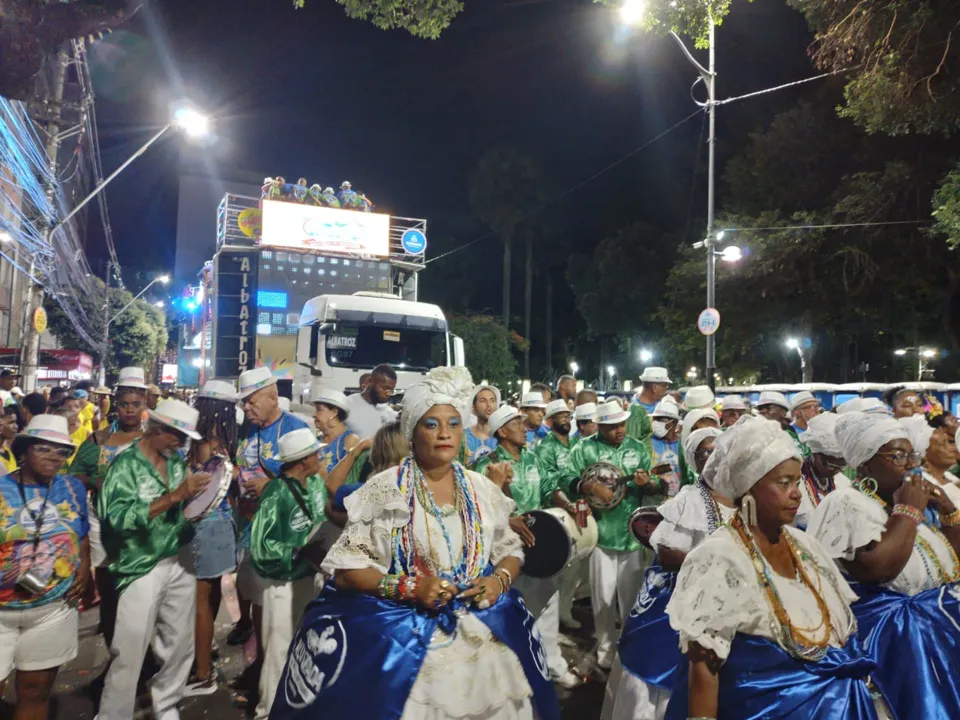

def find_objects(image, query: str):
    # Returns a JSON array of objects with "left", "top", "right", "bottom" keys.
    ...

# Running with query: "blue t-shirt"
[
  {"left": 235, "top": 411, "right": 309, "bottom": 547},
  {"left": 465, "top": 427, "right": 498, "bottom": 466},
  {"left": 321, "top": 433, "right": 356, "bottom": 475},
  {"left": 632, "top": 398, "right": 657, "bottom": 415},
  {"left": 0, "top": 473, "right": 89, "bottom": 609},
  {"left": 525, "top": 426, "right": 549, "bottom": 451}
]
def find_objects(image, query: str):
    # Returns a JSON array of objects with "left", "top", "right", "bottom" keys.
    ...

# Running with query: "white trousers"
[
  {"left": 556, "top": 558, "right": 587, "bottom": 622},
  {"left": 600, "top": 658, "right": 670, "bottom": 720},
  {"left": 513, "top": 575, "right": 568, "bottom": 679},
  {"left": 97, "top": 556, "right": 196, "bottom": 720},
  {"left": 589, "top": 547, "right": 649, "bottom": 667},
  {"left": 255, "top": 576, "right": 317, "bottom": 719}
]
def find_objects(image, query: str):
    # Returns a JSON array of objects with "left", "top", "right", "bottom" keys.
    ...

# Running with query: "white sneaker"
[
  {"left": 551, "top": 670, "right": 582, "bottom": 689},
  {"left": 560, "top": 614, "right": 582, "bottom": 630}
]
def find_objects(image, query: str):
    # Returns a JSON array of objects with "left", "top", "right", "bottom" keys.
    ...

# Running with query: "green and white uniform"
[
  {"left": 250, "top": 473, "right": 326, "bottom": 719},
  {"left": 96, "top": 441, "right": 195, "bottom": 720},
  {"left": 474, "top": 444, "right": 553, "bottom": 515},
  {"left": 563, "top": 434, "right": 654, "bottom": 668}
]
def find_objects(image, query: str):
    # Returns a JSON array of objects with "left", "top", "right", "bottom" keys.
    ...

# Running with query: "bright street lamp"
[
  {"left": 786, "top": 337, "right": 800, "bottom": 350},
  {"left": 922, "top": 348, "right": 937, "bottom": 359},
  {"left": 607, "top": 365, "right": 617, "bottom": 376},
  {"left": 894, "top": 348, "right": 907, "bottom": 356},
  {"left": 895, "top": 346, "right": 939, "bottom": 380},
  {"left": 785, "top": 337, "right": 806, "bottom": 380},
  {"left": 620, "top": 0, "right": 645, "bottom": 25},
  {"left": 154, "top": 300, "right": 165, "bottom": 308},
  {"left": 639, "top": 348, "right": 653, "bottom": 364},
  {"left": 173, "top": 106, "right": 210, "bottom": 138},
  {"left": 569, "top": 361, "right": 579, "bottom": 376},
  {"left": 719, "top": 246, "right": 742, "bottom": 263}
]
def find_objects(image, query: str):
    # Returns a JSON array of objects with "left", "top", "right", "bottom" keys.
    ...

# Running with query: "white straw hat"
[
  {"left": 757, "top": 391, "right": 790, "bottom": 411},
  {"left": 197, "top": 380, "right": 237, "bottom": 403},
  {"left": 545, "top": 399, "right": 571, "bottom": 420},
  {"left": 790, "top": 391, "right": 819, "bottom": 413},
  {"left": 311, "top": 388, "right": 350, "bottom": 416},
  {"left": 721, "top": 395, "right": 748, "bottom": 411},
  {"left": 277, "top": 428, "right": 323, "bottom": 463},
  {"left": 116, "top": 367, "right": 148, "bottom": 391},
  {"left": 596, "top": 400, "right": 630, "bottom": 425},
  {"left": 652, "top": 400, "right": 681, "bottom": 421},
  {"left": 575, "top": 402, "right": 598, "bottom": 421},
  {"left": 238, "top": 367, "right": 278, "bottom": 400},
  {"left": 14, "top": 415, "right": 74, "bottom": 448},
  {"left": 683, "top": 385, "right": 716, "bottom": 411},
  {"left": 639, "top": 367, "right": 672, "bottom": 384},
  {"left": 147, "top": 398, "right": 201, "bottom": 440},
  {"left": 520, "top": 392, "right": 547, "bottom": 409},
  {"left": 488, "top": 406, "right": 521, "bottom": 436}
]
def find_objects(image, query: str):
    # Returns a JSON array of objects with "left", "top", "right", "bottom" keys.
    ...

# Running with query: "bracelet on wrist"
[
  {"left": 493, "top": 573, "right": 507, "bottom": 596},
  {"left": 892, "top": 504, "right": 924, "bottom": 525},
  {"left": 496, "top": 566, "right": 513, "bottom": 584},
  {"left": 942, "top": 509, "right": 960, "bottom": 527}
]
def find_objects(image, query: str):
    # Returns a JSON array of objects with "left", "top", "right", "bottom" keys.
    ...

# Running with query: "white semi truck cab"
[{"left": 294, "top": 292, "right": 465, "bottom": 401}]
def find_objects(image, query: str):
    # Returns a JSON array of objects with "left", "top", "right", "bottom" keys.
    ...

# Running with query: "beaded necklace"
[
  {"left": 697, "top": 478, "right": 723, "bottom": 534},
  {"left": 731, "top": 514, "right": 834, "bottom": 661},
  {"left": 801, "top": 458, "right": 835, "bottom": 507},
  {"left": 393, "top": 457, "right": 485, "bottom": 583},
  {"left": 854, "top": 478, "right": 960, "bottom": 586}
]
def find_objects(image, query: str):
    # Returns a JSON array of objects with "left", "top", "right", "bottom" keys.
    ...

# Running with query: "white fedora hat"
[
  {"left": 147, "top": 398, "right": 201, "bottom": 440},
  {"left": 757, "top": 391, "right": 790, "bottom": 411},
  {"left": 238, "top": 367, "right": 278, "bottom": 400},
  {"left": 545, "top": 399, "right": 571, "bottom": 420},
  {"left": 721, "top": 394, "right": 748, "bottom": 411},
  {"left": 488, "top": 406, "right": 521, "bottom": 436},
  {"left": 14, "top": 415, "right": 73, "bottom": 448},
  {"left": 277, "top": 427, "right": 323, "bottom": 463},
  {"left": 790, "top": 391, "right": 820, "bottom": 413},
  {"left": 652, "top": 400, "right": 681, "bottom": 421},
  {"left": 472, "top": 384, "right": 502, "bottom": 407},
  {"left": 683, "top": 385, "right": 715, "bottom": 411},
  {"left": 116, "top": 367, "right": 148, "bottom": 391},
  {"left": 596, "top": 400, "right": 630, "bottom": 425},
  {"left": 197, "top": 380, "right": 237, "bottom": 403},
  {"left": 639, "top": 367, "right": 672, "bottom": 384},
  {"left": 574, "top": 402, "right": 598, "bottom": 422},
  {"left": 311, "top": 388, "right": 350, "bottom": 415},
  {"left": 520, "top": 392, "right": 547, "bottom": 409}
]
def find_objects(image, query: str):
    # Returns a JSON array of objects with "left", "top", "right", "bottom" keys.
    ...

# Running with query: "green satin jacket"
[
  {"left": 535, "top": 431, "right": 577, "bottom": 498},
  {"left": 250, "top": 473, "right": 327, "bottom": 581},
  {"left": 562, "top": 435, "right": 653, "bottom": 551},
  {"left": 473, "top": 444, "right": 552, "bottom": 515},
  {"left": 97, "top": 441, "right": 189, "bottom": 594}
]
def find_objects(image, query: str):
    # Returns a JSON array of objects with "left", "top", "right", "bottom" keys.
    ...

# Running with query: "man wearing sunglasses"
[
  {"left": 96, "top": 399, "right": 211, "bottom": 720},
  {"left": 0, "top": 415, "right": 89, "bottom": 720}
]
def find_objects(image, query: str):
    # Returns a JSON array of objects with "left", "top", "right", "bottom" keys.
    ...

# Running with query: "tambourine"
[
  {"left": 580, "top": 460, "right": 627, "bottom": 510},
  {"left": 183, "top": 455, "right": 232, "bottom": 521}
]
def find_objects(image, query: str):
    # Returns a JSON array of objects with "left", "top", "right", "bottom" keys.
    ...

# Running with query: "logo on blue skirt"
[
  {"left": 284, "top": 617, "right": 348, "bottom": 708},
  {"left": 630, "top": 570, "right": 671, "bottom": 617},
  {"left": 517, "top": 596, "right": 550, "bottom": 680}
]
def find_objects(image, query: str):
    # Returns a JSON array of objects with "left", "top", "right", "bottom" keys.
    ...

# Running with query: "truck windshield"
[{"left": 324, "top": 324, "right": 447, "bottom": 371}]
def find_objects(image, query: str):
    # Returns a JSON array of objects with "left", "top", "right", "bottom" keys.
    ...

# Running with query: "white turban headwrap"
[
  {"left": 898, "top": 415, "right": 934, "bottom": 458},
  {"left": 683, "top": 427, "right": 722, "bottom": 475},
  {"left": 834, "top": 411, "right": 909, "bottom": 470},
  {"left": 836, "top": 397, "right": 889, "bottom": 416},
  {"left": 680, "top": 408, "right": 721, "bottom": 447},
  {"left": 800, "top": 412, "right": 843, "bottom": 458},
  {"left": 401, "top": 366, "right": 475, "bottom": 442},
  {"left": 704, "top": 416, "right": 801, "bottom": 501}
]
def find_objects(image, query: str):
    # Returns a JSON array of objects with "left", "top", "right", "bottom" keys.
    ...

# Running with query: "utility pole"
[
  {"left": 21, "top": 45, "right": 69, "bottom": 392},
  {"left": 98, "top": 260, "right": 112, "bottom": 386}
]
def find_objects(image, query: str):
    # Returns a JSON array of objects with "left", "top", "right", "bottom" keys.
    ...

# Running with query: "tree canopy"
[
  {"left": 448, "top": 313, "right": 522, "bottom": 390},
  {"left": 45, "top": 278, "right": 168, "bottom": 379}
]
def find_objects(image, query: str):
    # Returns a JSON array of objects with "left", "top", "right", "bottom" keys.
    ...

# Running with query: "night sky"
[{"left": 85, "top": 0, "right": 815, "bottom": 309}]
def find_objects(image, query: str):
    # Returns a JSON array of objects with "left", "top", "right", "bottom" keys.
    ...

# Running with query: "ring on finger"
[{"left": 475, "top": 598, "right": 491, "bottom": 609}]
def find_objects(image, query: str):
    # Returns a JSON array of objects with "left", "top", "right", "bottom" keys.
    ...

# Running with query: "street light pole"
[{"left": 98, "top": 274, "right": 169, "bottom": 385}]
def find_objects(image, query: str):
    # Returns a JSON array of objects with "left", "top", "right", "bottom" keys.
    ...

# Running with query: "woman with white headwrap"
[
  {"left": 601, "top": 426, "right": 733, "bottom": 720},
  {"left": 807, "top": 411, "right": 960, "bottom": 720},
  {"left": 664, "top": 416, "right": 892, "bottom": 720},
  {"left": 268, "top": 367, "right": 559, "bottom": 720},
  {"left": 795, "top": 413, "right": 851, "bottom": 529}
]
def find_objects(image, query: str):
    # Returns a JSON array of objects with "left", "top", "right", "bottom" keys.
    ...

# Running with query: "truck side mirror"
[{"left": 452, "top": 335, "right": 465, "bottom": 367}]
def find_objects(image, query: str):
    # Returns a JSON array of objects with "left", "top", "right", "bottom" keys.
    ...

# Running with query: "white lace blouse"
[
  {"left": 648, "top": 484, "right": 736, "bottom": 556},
  {"left": 807, "top": 487, "right": 960, "bottom": 595},
  {"left": 666, "top": 525, "right": 858, "bottom": 662},
  {"left": 322, "top": 466, "right": 535, "bottom": 720},
  {"left": 796, "top": 472, "right": 851, "bottom": 530}
]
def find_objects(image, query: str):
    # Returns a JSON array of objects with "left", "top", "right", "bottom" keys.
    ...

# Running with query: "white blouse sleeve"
[
  {"left": 321, "top": 467, "right": 409, "bottom": 575},
  {"left": 805, "top": 487, "right": 887, "bottom": 562},
  {"left": 466, "top": 470, "right": 525, "bottom": 566},
  {"left": 650, "top": 485, "right": 706, "bottom": 556},
  {"left": 666, "top": 530, "right": 765, "bottom": 662}
]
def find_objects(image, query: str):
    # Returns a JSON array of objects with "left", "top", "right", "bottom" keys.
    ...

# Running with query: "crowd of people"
[{"left": 0, "top": 361, "right": 957, "bottom": 720}]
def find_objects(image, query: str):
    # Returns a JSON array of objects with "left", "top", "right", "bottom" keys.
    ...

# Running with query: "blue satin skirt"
[
  {"left": 268, "top": 583, "right": 561, "bottom": 720},
  {"left": 618, "top": 566, "right": 681, "bottom": 689},
  {"left": 849, "top": 581, "right": 960, "bottom": 720},
  {"left": 664, "top": 634, "right": 888, "bottom": 720}
]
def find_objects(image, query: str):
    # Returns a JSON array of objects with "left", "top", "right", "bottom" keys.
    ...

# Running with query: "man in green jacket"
[
  {"left": 474, "top": 405, "right": 581, "bottom": 689},
  {"left": 96, "top": 400, "right": 210, "bottom": 720},
  {"left": 563, "top": 399, "right": 657, "bottom": 670},
  {"left": 251, "top": 427, "right": 327, "bottom": 720}
]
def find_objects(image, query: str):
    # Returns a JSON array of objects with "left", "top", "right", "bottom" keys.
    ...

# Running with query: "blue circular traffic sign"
[{"left": 401, "top": 229, "right": 427, "bottom": 255}]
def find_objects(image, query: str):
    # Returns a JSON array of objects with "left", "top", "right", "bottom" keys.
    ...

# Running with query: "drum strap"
[{"left": 282, "top": 475, "right": 313, "bottom": 523}]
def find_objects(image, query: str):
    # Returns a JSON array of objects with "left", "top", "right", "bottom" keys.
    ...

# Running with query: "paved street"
[{"left": 0, "top": 583, "right": 608, "bottom": 719}]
